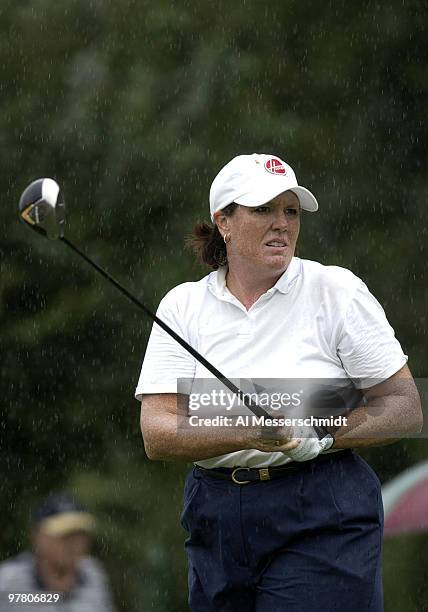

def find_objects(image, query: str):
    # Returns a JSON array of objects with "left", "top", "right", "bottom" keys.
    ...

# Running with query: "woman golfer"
[{"left": 136, "top": 153, "right": 421, "bottom": 611}]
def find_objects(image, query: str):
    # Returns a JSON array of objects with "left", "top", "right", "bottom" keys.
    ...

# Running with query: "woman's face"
[{"left": 216, "top": 191, "right": 301, "bottom": 277}]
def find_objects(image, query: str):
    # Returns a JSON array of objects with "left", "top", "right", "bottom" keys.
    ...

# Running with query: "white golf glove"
[{"left": 285, "top": 426, "right": 334, "bottom": 462}]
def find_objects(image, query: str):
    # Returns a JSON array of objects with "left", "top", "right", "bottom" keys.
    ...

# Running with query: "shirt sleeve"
[
  {"left": 134, "top": 288, "right": 196, "bottom": 400},
  {"left": 337, "top": 278, "right": 408, "bottom": 388}
]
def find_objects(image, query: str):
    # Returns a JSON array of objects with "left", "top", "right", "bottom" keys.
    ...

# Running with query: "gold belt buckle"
[
  {"left": 258, "top": 468, "right": 271, "bottom": 481},
  {"left": 231, "top": 467, "right": 251, "bottom": 485}
]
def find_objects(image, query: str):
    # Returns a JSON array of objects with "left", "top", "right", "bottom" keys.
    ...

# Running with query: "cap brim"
[
  {"left": 39, "top": 512, "right": 96, "bottom": 537},
  {"left": 289, "top": 186, "right": 318, "bottom": 212},
  {"left": 234, "top": 185, "right": 318, "bottom": 212}
]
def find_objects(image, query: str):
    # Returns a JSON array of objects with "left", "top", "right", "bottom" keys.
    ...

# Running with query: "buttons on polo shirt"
[{"left": 237, "top": 322, "right": 253, "bottom": 337}]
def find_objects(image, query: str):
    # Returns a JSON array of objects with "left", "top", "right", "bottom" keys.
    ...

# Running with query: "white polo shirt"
[{"left": 135, "top": 257, "right": 407, "bottom": 468}]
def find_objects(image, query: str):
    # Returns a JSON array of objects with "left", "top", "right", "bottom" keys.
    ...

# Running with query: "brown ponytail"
[{"left": 185, "top": 203, "right": 237, "bottom": 269}]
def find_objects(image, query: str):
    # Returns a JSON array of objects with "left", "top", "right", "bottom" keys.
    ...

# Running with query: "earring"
[{"left": 223, "top": 233, "right": 231, "bottom": 244}]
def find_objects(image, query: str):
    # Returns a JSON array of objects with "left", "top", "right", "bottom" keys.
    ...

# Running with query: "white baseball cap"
[{"left": 209, "top": 153, "right": 318, "bottom": 219}]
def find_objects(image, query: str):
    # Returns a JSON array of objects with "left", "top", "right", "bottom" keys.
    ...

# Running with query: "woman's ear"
[{"left": 213, "top": 211, "right": 229, "bottom": 235}]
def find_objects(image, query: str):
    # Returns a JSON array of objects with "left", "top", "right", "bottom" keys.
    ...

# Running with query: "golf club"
[{"left": 19, "top": 178, "right": 271, "bottom": 419}]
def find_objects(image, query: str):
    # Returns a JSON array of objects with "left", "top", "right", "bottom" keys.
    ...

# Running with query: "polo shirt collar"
[{"left": 208, "top": 257, "right": 302, "bottom": 299}]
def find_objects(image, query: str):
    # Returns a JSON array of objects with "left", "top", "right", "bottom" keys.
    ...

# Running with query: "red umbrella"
[{"left": 382, "top": 460, "right": 428, "bottom": 537}]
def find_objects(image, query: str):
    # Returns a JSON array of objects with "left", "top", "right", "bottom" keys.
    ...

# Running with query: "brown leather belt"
[{"left": 196, "top": 450, "right": 350, "bottom": 485}]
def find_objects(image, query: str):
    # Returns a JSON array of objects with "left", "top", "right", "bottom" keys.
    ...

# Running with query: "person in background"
[{"left": 0, "top": 493, "right": 116, "bottom": 612}]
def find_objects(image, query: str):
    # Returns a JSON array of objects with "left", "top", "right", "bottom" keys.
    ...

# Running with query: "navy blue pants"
[{"left": 181, "top": 451, "right": 383, "bottom": 611}]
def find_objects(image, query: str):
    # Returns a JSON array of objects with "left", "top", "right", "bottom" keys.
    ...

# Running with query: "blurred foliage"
[{"left": 0, "top": 0, "right": 427, "bottom": 610}]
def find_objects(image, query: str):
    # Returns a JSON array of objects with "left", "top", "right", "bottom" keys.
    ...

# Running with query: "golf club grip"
[{"left": 61, "top": 237, "right": 270, "bottom": 419}]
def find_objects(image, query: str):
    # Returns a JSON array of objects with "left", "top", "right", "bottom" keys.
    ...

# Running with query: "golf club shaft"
[{"left": 61, "top": 237, "right": 270, "bottom": 419}]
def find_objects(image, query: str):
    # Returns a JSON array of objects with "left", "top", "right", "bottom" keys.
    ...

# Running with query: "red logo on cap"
[{"left": 264, "top": 158, "right": 287, "bottom": 175}]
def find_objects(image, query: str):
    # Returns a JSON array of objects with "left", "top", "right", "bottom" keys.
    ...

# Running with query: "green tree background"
[{"left": 0, "top": 1, "right": 427, "bottom": 610}]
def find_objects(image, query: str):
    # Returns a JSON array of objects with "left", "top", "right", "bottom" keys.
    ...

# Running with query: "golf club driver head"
[{"left": 19, "top": 178, "right": 65, "bottom": 240}]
